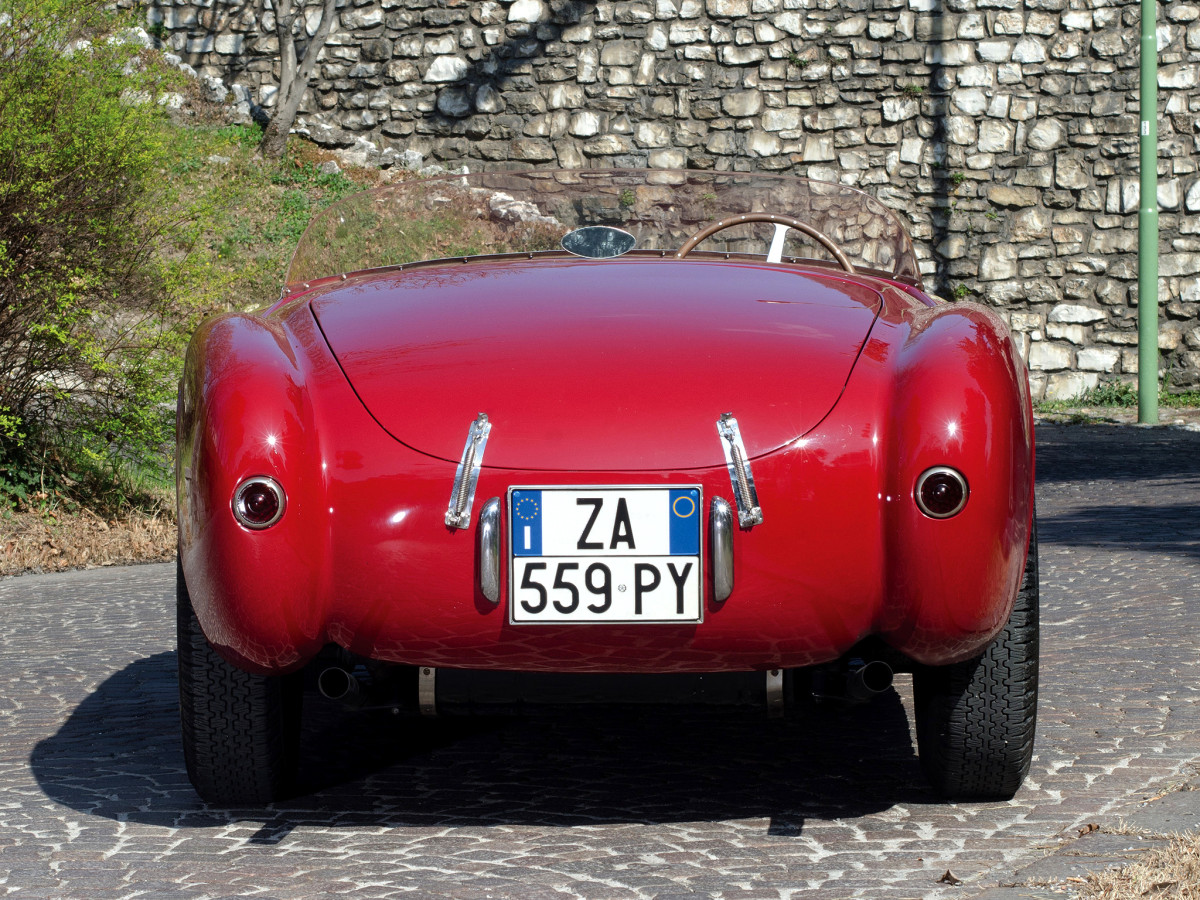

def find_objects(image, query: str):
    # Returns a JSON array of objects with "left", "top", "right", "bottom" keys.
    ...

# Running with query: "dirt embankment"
[{"left": 1, "top": 507, "right": 174, "bottom": 577}]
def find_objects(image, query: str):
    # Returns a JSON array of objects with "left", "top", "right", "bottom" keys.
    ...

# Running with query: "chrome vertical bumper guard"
[
  {"left": 478, "top": 497, "right": 501, "bottom": 605},
  {"left": 710, "top": 496, "right": 734, "bottom": 602}
]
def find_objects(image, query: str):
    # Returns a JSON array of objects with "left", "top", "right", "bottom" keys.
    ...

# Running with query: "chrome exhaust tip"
[
  {"left": 848, "top": 659, "right": 894, "bottom": 701},
  {"left": 810, "top": 659, "right": 895, "bottom": 704},
  {"left": 317, "top": 666, "right": 360, "bottom": 703}
]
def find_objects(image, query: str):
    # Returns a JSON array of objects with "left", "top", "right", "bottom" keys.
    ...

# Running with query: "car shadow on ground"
[
  {"left": 30, "top": 651, "right": 935, "bottom": 838},
  {"left": 1036, "top": 424, "right": 1200, "bottom": 560},
  {"left": 1041, "top": 501, "right": 1200, "bottom": 560},
  {"left": 1037, "top": 423, "right": 1200, "bottom": 483}
]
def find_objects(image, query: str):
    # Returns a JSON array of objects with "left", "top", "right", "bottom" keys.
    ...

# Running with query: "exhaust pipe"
[
  {"left": 317, "top": 666, "right": 361, "bottom": 704},
  {"left": 846, "top": 659, "right": 893, "bottom": 702},
  {"left": 811, "top": 659, "right": 894, "bottom": 704}
]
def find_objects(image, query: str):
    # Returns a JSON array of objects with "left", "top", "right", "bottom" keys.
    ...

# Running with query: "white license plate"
[{"left": 508, "top": 486, "right": 703, "bottom": 624}]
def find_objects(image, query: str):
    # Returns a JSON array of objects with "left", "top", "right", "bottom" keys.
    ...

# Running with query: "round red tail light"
[
  {"left": 914, "top": 467, "right": 969, "bottom": 519},
  {"left": 232, "top": 477, "right": 286, "bottom": 529}
]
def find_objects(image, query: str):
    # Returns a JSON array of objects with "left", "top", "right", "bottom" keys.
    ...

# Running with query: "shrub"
[{"left": 0, "top": 0, "right": 182, "bottom": 498}]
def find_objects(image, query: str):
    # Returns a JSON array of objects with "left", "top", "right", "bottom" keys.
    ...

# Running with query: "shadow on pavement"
[
  {"left": 1037, "top": 423, "right": 1200, "bottom": 483},
  {"left": 31, "top": 652, "right": 929, "bottom": 837},
  {"left": 1036, "top": 424, "right": 1200, "bottom": 559},
  {"left": 1042, "top": 502, "right": 1200, "bottom": 560}
]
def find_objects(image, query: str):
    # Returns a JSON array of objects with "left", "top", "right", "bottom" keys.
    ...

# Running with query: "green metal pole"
[{"left": 1138, "top": 0, "right": 1159, "bottom": 423}]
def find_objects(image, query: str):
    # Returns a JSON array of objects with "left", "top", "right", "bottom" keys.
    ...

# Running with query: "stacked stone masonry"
[{"left": 145, "top": 0, "right": 1200, "bottom": 398}]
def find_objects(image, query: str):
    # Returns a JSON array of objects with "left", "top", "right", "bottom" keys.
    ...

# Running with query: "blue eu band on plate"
[{"left": 508, "top": 487, "right": 703, "bottom": 624}]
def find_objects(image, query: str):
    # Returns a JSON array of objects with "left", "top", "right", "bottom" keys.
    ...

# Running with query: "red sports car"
[{"left": 176, "top": 169, "right": 1037, "bottom": 805}]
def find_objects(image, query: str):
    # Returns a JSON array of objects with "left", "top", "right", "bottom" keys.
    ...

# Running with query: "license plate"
[{"left": 508, "top": 486, "right": 703, "bottom": 624}]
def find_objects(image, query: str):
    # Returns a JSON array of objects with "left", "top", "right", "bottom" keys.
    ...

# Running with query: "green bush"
[
  {"left": 1080, "top": 379, "right": 1138, "bottom": 408},
  {"left": 0, "top": 0, "right": 182, "bottom": 502}
]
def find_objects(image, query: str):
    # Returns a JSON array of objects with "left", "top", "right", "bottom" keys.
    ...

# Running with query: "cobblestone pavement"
[{"left": 2, "top": 423, "right": 1198, "bottom": 900}]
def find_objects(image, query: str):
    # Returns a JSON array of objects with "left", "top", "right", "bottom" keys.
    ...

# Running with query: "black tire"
[
  {"left": 177, "top": 558, "right": 302, "bottom": 805},
  {"left": 913, "top": 518, "right": 1039, "bottom": 800}
]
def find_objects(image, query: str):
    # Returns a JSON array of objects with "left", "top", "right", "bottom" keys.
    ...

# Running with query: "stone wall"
[{"left": 145, "top": 0, "right": 1200, "bottom": 398}]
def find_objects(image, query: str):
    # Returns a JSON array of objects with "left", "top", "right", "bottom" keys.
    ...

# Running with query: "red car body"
[{"left": 176, "top": 170, "right": 1037, "bottom": 804}]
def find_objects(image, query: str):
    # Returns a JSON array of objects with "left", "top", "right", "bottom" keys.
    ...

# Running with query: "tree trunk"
[
  {"left": 258, "top": 89, "right": 304, "bottom": 159},
  {"left": 256, "top": 0, "right": 338, "bottom": 159}
]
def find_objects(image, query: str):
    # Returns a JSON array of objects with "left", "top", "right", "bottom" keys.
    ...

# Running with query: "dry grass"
[
  {"left": 0, "top": 505, "right": 174, "bottom": 576},
  {"left": 1078, "top": 832, "right": 1200, "bottom": 899}
]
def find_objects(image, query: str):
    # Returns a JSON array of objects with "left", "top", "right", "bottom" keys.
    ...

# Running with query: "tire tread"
[
  {"left": 914, "top": 519, "right": 1039, "bottom": 800},
  {"left": 177, "top": 559, "right": 300, "bottom": 805}
]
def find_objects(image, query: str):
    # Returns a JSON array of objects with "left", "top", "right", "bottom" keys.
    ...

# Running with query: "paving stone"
[
  {"left": 1123, "top": 788, "right": 1200, "bottom": 835},
  {"left": 2, "top": 424, "right": 1200, "bottom": 899},
  {"left": 1011, "top": 852, "right": 1135, "bottom": 882},
  {"left": 1060, "top": 832, "right": 1169, "bottom": 856}
]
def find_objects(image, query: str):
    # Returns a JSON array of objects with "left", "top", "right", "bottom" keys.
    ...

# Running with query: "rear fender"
[
  {"left": 880, "top": 303, "right": 1035, "bottom": 663},
  {"left": 177, "top": 312, "right": 329, "bottom": 673}
]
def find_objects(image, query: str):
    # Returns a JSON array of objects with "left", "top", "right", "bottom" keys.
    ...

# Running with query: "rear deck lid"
[{"left": 310, "top": 257, "right": 881, "bottom": 471}]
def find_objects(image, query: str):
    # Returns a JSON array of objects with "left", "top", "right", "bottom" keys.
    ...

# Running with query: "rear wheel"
[
  {"left": 913, "top": 519, "right": 1039, "bottom": 800},
  {"left": 177, "top": 558, "right": 302, "bottom": 805}
]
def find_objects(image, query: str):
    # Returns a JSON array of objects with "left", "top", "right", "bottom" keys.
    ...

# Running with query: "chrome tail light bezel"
[
  {"left": 232, "top": 476, "right": 287, "bottom": 530},
  {"left": 914, "top": 466, "right": 969, "bottom": 519}
]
